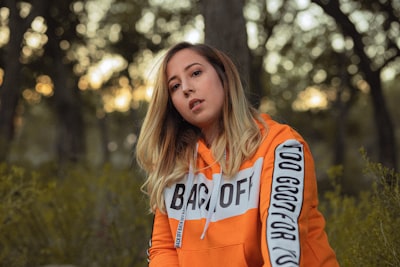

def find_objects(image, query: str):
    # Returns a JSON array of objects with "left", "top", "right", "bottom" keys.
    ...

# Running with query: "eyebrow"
[{"left": 167, "top": 62, "right": 203, "bottom": 85}]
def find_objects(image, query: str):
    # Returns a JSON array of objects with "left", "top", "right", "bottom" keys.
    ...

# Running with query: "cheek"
[
  {"left": 171, "top": 96, "right": 185, "bottom": 113},
  {"left": 214, "top": 84, "right": 225, "bottom": 107}
]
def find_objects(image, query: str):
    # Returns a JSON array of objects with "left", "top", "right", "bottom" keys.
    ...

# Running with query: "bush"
[
  {"left": 1, "top": 152, "right": 399, "bottom": 267},
  {"left": 322, "top": 152, "right": 400, "bottom": 267},
  {"left": 0, "top": 163, "right": 152, "bottom": 267}
]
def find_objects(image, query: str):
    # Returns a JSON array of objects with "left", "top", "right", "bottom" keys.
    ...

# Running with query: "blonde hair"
[{"left": 136, "top": 42, "right": 267, "bottom": 213}]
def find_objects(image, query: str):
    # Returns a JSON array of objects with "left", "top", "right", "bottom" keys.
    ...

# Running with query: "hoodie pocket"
[{"left": 178, "top": 243, "right": 249, "bottom": 267}]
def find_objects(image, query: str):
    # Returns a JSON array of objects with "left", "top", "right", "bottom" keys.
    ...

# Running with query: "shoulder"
[
  {"left": 258, "top": 113, "right": 304, "bottom": 142},
  {"left": 252, "top": 113, "right": 314, "bottom": 162}
]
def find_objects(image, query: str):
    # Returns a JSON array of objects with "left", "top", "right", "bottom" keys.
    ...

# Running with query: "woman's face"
[{"left": 166, "top": 48, "right": 225, "bottom": 141}]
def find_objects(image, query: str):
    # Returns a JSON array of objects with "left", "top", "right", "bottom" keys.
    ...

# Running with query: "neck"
[{"left": 201, "top": 124, "right": 220, "bottom": 147}]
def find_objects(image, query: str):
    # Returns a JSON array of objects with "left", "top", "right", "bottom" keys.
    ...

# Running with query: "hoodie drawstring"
[
  {"left": 174, "top": 145, "right": 225, "bottom": 247},
  {"left": 200, "top": 169, "right": 222, "bottom": 239},
  {"left": 174, "top": 143, "right": 198, "bottom": 248}
]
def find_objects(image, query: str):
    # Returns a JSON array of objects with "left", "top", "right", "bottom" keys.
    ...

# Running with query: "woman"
[{"left": 136, "top": 42, "right": 339, "bottom": 267}]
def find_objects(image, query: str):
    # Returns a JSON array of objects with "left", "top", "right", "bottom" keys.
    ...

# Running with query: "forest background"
[{"left": 0, "top": 0, "right": 399, "bottom": 266}]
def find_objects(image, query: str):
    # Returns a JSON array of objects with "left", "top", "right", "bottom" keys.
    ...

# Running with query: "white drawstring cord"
[
  {"left": 200, "top": 169, "right": 222, "bottom": 239},
  {"left": 174, "top": 143, "right": 198, "bottom": 248},
  {"left": 174, "top": 145, "right": 225, "bottom": 246},
  {"left": 200, "top": 150, "right": 225, "bottom": 240}
]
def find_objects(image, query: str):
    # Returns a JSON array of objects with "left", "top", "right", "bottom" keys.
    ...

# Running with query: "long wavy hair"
[{"left": 136, "top": 42, "right": 267, "bottom": 212}]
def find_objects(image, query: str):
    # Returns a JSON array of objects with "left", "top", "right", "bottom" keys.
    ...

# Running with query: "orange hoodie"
[{"left": 148, "top": 114, "right": 339, "bottom": 267}]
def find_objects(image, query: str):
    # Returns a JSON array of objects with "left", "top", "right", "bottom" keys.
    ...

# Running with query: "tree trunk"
[
  {"left": 333, "top": 85, "right": 346, "bottom": 166},
  {"left": 200, "top": 0, "right": 260, "bottom": 106},
  {"left": 367, "top": 71, "right": 397, "bottom": 172},
  {"left": 45, "top": 4, "right": 86, "bottom": 165},
  {"left": 333, "top": 52, "right": 358, "bottom": 168},
  {"left": 51, "top": 56, "right": 86, "bottom": 164},
  {"left": 0, "top": 0, "right": 24, "bottom": 162},
  {"left": 98, "top": 113, "right": 110, "bottom": 165}
]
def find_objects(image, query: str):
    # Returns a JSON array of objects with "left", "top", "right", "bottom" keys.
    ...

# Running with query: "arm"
[
  {"left": 259, "top": 137, "right": 338, "bottom": 267},
  {"left": 147, "top": 209, "right": 180, "bottom": 267}
]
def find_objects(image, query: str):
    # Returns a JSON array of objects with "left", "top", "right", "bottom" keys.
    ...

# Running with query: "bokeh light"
[
  {"left": 0, "top": 68, "right": 3, "bottom": 86},
  {"left": 292, "top": 86, "right": 329, "bottom": 111},
  {"left": 35, "top": 75, "right": 54, "bottom": 97}
]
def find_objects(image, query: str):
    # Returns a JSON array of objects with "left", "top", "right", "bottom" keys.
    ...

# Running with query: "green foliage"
[
  {"left": 0, "top": 163, "right": 151, "bottom": 267},
  {"left": 321, "top": 152, "right": 400, "bottom": 267},
  {"left": 2, "top": 152, "right": 400, "bottom": 267}
]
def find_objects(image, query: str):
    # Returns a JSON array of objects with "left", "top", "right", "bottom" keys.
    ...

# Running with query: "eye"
[
  {"left": 192, "top": 70, "right": 202, "bottom": 77},
  {"left": 169, "top": 83, "right": 180, "bottom": 92}
]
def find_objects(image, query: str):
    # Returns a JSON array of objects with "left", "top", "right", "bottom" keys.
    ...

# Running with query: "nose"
[{"left": 182, "top": 81, "right": 194, "bottom": 96}]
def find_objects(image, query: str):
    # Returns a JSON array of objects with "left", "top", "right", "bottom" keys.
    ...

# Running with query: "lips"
[{"left": 189, "top": 99, "right": 203, "bottom": 110}]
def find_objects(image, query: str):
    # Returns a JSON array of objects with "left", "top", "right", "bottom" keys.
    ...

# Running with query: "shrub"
[
  {"left": 322, "top": 152, "right": 400, "bottom": 267},
  {"left": 0, "top": 163, "right": 152, "bottom": 267},
  {"left": 1, "top": 152, "right": 399, "bottom": 267}
]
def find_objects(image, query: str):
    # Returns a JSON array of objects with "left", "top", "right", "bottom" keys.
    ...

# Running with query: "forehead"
[{"left": 166, "top": 48, "right": 207, "bottom": 73}]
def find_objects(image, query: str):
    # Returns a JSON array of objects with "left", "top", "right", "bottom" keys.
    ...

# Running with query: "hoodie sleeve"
[
  {"left": 147, "top": 209, "right": 179, "bottom": 267},
  {"left": 259, "top": 128, "right": 339, "bottom": 266}
]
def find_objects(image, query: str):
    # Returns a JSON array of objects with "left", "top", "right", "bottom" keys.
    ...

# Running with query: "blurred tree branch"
[{"left": 312, "top": 0, "right": 398, "bottom": 173}]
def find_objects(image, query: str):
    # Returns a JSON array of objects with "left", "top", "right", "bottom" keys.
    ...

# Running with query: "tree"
[
  {"left": 312, "top": 0, "right": 399, "bottom": 173},
  {"left": 0, "top": 0, "right": 26, "bottom": 162},
  {"left": 43, "top": 0, "right": 85, "bottom": 163},
  {"left": 0, "top": 0, "right": 86, "bottom": 165}
]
